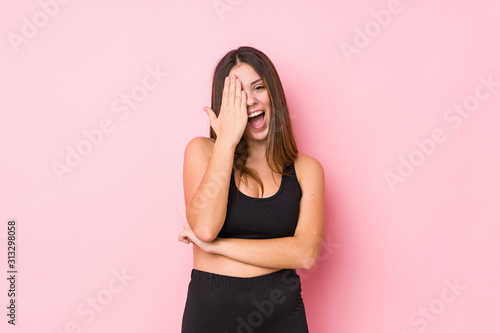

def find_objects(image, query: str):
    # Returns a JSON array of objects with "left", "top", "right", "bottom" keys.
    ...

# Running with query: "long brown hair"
[{"left": 209, "top": 46, "right": 298, "bottom": 196}]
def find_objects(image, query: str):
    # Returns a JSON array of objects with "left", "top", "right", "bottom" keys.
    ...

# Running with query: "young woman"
[{"left": 178, "top": 46, "right": 325, "bottom": 332}]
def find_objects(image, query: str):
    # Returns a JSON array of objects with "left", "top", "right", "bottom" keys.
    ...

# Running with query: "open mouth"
[{"left": 248, "top": 110, "right": 265, "bottom": 129}]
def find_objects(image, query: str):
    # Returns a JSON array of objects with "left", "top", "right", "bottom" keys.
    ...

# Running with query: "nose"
[{"left": 245, "top": 90, "right": 256, "bottom": 106}]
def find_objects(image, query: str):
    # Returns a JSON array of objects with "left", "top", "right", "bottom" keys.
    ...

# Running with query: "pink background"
[{"left": 1, "top": 0, "right": 499, "bottom": 332}]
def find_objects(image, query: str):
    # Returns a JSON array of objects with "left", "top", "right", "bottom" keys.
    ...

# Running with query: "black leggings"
[{"left": 181, "top": 269, "right": 309, "bottom": 332}]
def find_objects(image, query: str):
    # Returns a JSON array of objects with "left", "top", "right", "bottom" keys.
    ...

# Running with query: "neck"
[{"left": 245, "top": 137, "right": 268, "bottom": 162}]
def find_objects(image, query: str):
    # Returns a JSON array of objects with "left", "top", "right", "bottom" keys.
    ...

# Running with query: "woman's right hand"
[{"left": 203, "top": 74, "right": 248, "bottom": 147}]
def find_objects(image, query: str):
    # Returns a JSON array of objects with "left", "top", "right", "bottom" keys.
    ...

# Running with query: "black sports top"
[{"left": 217, "top": 162, "right": 302, "bottom": 239}]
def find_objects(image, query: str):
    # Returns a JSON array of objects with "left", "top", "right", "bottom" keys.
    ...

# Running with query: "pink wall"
[{"left": 1, "top": 0, "right": 499, "bottom": 332}]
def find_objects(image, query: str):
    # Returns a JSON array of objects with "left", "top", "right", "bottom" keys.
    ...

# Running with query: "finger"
[
  {"left": 179, "top": 232, "right": 191, "bottom": 244},
  {"left": 235, "top": 78, "right": 242, "bottom": 108},
  {"left": 221, "top": 76, "right": 230, "bottom": 107},
  {"left": 228, "top": 75, "right": 236, "bottom": 107},
  {"left": 203, "top": 107, "right": 217, "bottom": 126},
  {"left": 240, "top": 90, "right": 247, "bottom": 114}
]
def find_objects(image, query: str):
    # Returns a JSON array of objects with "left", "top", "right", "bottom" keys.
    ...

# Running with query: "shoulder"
[
  {"left": 185, "top": 136, "right": 215, "bottom": 150},
  {"left": 183, "top": 137, "right": 216, "bottom": 171},
  {"left": 294, "top": 153, "right": 324, "bottom": 176},
  {"left": 184, "top": 136, "right": 215, "bottom": 159},
  {"left": 293, "top": 153, "right": 324, "bottom": 188}
]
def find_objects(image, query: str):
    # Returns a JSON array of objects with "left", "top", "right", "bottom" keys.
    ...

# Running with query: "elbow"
[
  {"left": 186, "top": 205, "right": 223, "bottom": 242},
  {"left": 195, "top": 228, "right": 218, "bottom": 242},
  {"left": 186, "top": 211, "right": 219, "bottom": 242},
  {"left": 297, "top": 241, "right": 322, "bottom": 270},
  {"left": 298, "top": 256, "right": 317, "bottom": 270},
  {"left": 188, "top": 217, "right": 220, "bottom": 242}
]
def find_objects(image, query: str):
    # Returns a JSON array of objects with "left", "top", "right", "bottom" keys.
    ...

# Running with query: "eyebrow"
[{"left": 250, "top": 78, "right": 263, "bottom": 85}]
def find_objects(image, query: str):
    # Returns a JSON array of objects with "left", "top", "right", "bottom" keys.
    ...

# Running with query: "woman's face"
[{"left": 228, "top": 63, "right": 271, "bottom": 143}]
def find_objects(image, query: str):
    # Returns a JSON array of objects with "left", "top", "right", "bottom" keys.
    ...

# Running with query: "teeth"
[{"left": 248, "top": 110, "right": 264, "bottom": 118}]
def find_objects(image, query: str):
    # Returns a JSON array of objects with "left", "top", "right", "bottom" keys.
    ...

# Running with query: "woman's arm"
[
  {"left": 183, "top": 137, "right": 234, "bottom": 242},
  {"left": 184, "top": 75, "right": 248, "bottom": 242},
  {"left": 180, "top": 154, "right": 325, "bottom": 269}
]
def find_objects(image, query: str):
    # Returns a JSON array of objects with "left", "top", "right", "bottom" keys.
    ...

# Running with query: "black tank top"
[{"left": 217, "top": 162, "right": 302, "bottom": 239}]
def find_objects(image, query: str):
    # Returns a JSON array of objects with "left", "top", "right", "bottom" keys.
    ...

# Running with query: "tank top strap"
[{"left": 283, "top": 161, "right": 297, "bottom": 177}]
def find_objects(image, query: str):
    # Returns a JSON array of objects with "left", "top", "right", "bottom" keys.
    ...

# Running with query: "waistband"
[{"left": 190, "top": 268, "right": 299, "bottom": 290}]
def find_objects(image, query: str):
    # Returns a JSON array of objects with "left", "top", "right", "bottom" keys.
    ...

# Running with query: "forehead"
[{"left": 228, "top": 63, "right": 260, "bottom": 82}]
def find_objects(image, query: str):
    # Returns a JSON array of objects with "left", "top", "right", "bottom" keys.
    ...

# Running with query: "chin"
[{"left": 244, "top": 128, "right": 269, "bottom": 142}]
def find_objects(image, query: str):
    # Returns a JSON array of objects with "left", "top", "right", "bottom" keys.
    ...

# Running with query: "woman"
[{"left": 178, "top": 46, "right": 325, "bottom": 332}]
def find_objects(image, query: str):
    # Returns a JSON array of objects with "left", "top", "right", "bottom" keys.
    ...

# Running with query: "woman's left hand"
[{"left": 178, "top": 224, "right": 218, "bottom": 253}]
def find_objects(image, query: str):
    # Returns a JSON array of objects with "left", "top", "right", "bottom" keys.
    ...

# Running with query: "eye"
[{"left": 255, "top": 85, "right": 265, "bottom": 91}]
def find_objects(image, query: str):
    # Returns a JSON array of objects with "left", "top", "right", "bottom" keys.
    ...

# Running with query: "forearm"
[
  {"left": 211, "top": 236, "right": 321, "bottom": 270},
  {"left": 186, "top": 139, "right": 236, "bottom": 241}
]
